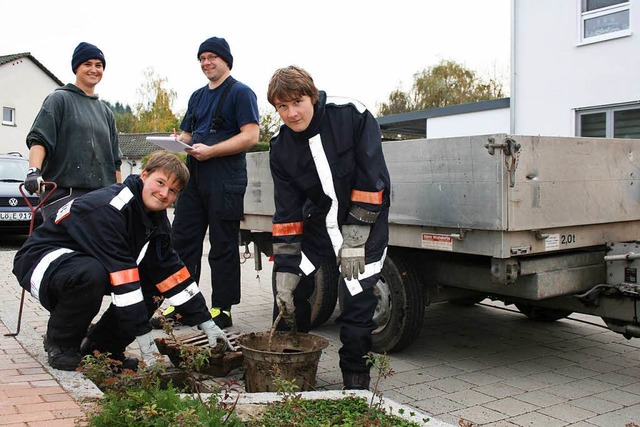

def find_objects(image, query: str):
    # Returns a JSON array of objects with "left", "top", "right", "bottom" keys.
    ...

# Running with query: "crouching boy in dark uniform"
[{"left": 13, "top": 151, "right": 230, "bottom": 371}]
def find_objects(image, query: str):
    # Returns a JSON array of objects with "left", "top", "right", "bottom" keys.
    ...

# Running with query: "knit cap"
[
  {"left": 71, "top": 42, "right": 106, "bottom": 73},
  {"left": 197, "top": 37, "right": 233, "bottom": 69}
]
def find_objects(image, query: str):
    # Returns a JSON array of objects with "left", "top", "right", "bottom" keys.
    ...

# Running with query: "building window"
[
  {"left": 2, "top": 107, "right": 16, "bottom": 126},
  {"left": 577, "top": 104, "right": 640, "bottom": 139},
  {"left": 581, "top": 0, "right": 630, "bottom": 43}
]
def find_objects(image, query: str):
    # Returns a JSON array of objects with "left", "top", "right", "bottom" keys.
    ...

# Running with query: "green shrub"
[{"left": 87, "top": 381, "right": 243, "bottom": 427}]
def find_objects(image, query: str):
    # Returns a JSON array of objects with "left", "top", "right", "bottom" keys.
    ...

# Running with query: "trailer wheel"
[
  {"left": 271, "top": 260, "right": 339, "bottom": 329},
  {"left": 514, "top": 303, "right": 572, "bottom": 322},
  {"left": 309, "top": 260, "right": 339, "bottom": 328},
  {"left": 339, "top": 254, "right": 425, "bottom": 353}
]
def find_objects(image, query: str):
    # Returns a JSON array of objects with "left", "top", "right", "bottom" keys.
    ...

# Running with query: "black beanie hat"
[
  {"left": 71, "top": 42, "right": 106, "bottom": 73},
  {"left": 197, "top": 37, "right": 233, "bottom": 69}
]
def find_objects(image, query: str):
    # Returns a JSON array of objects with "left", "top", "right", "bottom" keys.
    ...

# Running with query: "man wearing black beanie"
[
  {"left": 151, "top": 36, "right": 259, "bottom": 330},
  {"left": 24, "top": 41, "right": 120, "bottom": 220},
  {"left": 22, "top": 41, "right": 121, "bottom": 369}
]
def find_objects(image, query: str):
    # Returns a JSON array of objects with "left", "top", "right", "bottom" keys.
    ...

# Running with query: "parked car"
[{"left": 0, "top": 152, "right": 41, "bottom": 235}]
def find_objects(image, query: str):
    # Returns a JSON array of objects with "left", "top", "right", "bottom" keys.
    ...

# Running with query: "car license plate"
[{"left": 0, "top": 212, "right": 32, "bottom": 221}]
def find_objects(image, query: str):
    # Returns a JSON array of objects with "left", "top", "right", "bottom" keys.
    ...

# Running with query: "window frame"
[
  {"left": 2, "top": 107, "right": 16, "bottom": 126},
  {"left": 578, "top": 0, "right": 631, "bottom": 45},
  {"left": 576, "top": 102, "right": 640, "bottom": 138}
]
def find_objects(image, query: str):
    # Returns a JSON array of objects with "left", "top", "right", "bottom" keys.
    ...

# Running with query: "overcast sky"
[{"left": 4, "top": 0, "right": 511, "bottom": 116}]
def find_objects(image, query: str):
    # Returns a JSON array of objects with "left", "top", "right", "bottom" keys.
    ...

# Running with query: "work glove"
[
  {"left": 339, "top": 224, "right": 370, "bottom": 280},
  {"left": 199, "top": 319, "right": 235, "bottom": 351},
  {"left": 275, "top": 272, "right": 301, "bottom": 327},
  {"left": 136, "top": 332, "right": 161, "bottom": 367},
  {"left": 24, "top": 167, "right": 43, "bottom": 195}
]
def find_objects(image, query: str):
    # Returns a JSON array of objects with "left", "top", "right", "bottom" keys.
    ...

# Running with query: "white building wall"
[
  {"left": 512, "top": 0, "right": 640, "bottom": 136},
  {"left": 427, "top": 108, "right": 510, "bottom": 139},
  {"left": 0, "top": 58, "right": 61, "bottom": 157}
]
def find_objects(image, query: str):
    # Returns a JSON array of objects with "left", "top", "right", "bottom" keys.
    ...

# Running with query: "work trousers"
[
  {"left": 172, "top": 184, "right": 241, "bottom": 310},
  {"left": 42, "top": 255, "right": 156, "bottom": 354},
  {"left": 336, "top": 275, "right": 379, "bottom": 373}
]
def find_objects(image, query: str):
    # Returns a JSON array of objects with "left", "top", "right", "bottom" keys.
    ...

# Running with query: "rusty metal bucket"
[{"left": 237, "top": 331, "right": 329, "bottom": 393}]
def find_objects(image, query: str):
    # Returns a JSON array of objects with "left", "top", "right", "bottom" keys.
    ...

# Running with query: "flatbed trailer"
[{"left": 240, "top": 134, "right": 640, "bottom": 352}]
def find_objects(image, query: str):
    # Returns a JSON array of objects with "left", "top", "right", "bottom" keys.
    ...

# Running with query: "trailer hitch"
[
  {"left": 576, "top": 283, "right": 640, "bottom": 307},
  {"left": 485, "top": 137, "right": 521, "bottom": 188}
]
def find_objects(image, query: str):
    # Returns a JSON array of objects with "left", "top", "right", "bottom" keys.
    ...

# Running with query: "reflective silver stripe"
[
  {"left": 348, "top": 205, "right": 380, "bottom": 224},
  {"left": 136, "top": 241, "right": 150, "bottom": 265},
  {"left": 343, "top": 247, "right": 388, "bottom": 296},
  {"left": 168, "top": 282, "right": 201, "bottom": 306},
  {"left": 110, "top": 186, "right": 134, "bottom": 210},
  {"left": 308, "top": 134, "right": 343, "bottom": 256},
  {"left": 299, "top": 251, "right": 316, "bottom": 276},
  {"left": 327, "top": 96, "right": 367, "bottom": 114},
  {"left": 30, "top": 248, "right": 74, "bottom": 300},
  {"left": 273, "top": 242, "right": 302, "bottom": 256},
  {"left": 111, "top": 288, "right": 144, "bottom": 307}
]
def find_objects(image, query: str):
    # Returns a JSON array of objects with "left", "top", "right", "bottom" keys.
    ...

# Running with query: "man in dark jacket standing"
[
  {"left": 267, "top": 66, "right": 390, "bottom": 390},
  {"left": 13, "top": 152, "right": 229, "bottom": 371},
  {"left": 155, "top": 36, "right": 259, "bottom": 330}
]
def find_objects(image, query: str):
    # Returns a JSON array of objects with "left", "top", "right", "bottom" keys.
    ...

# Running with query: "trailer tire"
[
  {"left": 339, "top": 254, "right": 425, "bottom": 353},
  {"left": 514, "top": 303, "right": 572, "bottom": 322},
  {"left": 309, "top": 261, "right": 339, "bottom": 328},
  {"left": 271, "top": 261, "right": 339, "bottom": 330}
]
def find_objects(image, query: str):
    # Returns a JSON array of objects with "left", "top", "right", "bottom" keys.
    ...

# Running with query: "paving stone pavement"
[{"left": 1, "top": 233, "right": 640, "bottom": 426}]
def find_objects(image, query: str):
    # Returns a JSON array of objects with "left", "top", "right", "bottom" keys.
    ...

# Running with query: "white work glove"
[
  {"left": 136, "top": 332, "right": 161, "bottom": 367},
  {"left": 199, "top": 319, "right": 234, "bottom": 351},
  {"left": 275, "top": 272, "right": 301, "bottom": 327},
  {"left": 339, "top": 224, "right": 370, "bottom": 280}
]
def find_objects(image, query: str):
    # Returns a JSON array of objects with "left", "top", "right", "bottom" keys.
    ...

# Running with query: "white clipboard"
[{"left": 146, "top": 136, "right": 192, "bottom": 153}]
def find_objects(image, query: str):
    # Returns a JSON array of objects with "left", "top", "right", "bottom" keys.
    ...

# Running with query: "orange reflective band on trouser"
[
  {"left": 272, "top": 222, "right": 303, "bottom": 236},
  {"left": 110, "top": 268, "right": 140, "bottom": 286},
  {"left": 156, "top": 266, "right": 191, "bottom": 293},
  {"left": 351, "top": 189, "right": 383, "bottom": 205}
]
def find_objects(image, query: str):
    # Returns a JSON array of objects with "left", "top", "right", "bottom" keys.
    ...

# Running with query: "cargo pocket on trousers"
[{"left": 220, "top": 183, "right": 246, "bottom": 220}]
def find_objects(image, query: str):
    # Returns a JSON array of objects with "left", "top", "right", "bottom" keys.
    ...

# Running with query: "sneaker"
[
  {"left": 342, "top": 371, "right": 370, "bottom": 390},
  {"left": 80, "top": 338, "right": 139, "bottom": 372},
  {"left": 47, "top": 343, "right": 82, "bottom": 371},
  {"left": 210, "top": 307, "right": 232, "bottom": 329},
  {"left": 150, "top": 305, "right": 179, "bottom": 329}
]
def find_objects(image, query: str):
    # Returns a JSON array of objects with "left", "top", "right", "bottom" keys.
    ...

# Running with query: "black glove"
[{"left": 24, "top": 167, "right": 43, "bottom": 195}]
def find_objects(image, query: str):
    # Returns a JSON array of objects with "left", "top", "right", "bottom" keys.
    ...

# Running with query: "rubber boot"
[{"left": 342, "top": 371, "right": 371, "bottom": 390}]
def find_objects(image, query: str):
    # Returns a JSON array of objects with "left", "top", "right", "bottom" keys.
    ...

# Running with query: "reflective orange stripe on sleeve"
[
  {"left": 110, "top": 268, "right": 140, "bottom": 286},
  {"left": 351, "top": 189, "right": 383, "bottom": 205},
  {"left": 156, "top": 266, "right": 191, "bottom": 293},
  {"left": 272, "top": 222, "right": 303, "bottom": 236}
]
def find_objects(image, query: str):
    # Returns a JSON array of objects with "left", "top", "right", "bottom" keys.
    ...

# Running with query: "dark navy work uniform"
[
  {"left": 172, "top": 76, "right": 259, "bottom": 310},
  {"left": 269, "top": 92, "right": 390, "bottom": 374},
  {"left": 12, "top": 175, "right": 211, "bottom": 354}
]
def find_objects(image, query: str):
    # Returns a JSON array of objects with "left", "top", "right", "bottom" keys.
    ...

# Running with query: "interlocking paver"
[
  {"left": 514, "top": 390, "right": 566, "bottom": 408},
  {"left": 538, "top": 403, "right": 597, "bottom": 423},
  {"left": 483, "top": 397, "right": 538, "bottom": 417}
]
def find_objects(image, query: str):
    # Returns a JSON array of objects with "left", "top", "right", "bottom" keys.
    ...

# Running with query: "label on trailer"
[
  {"left": 545, "top": 234, "right": 560, "bottom": 251},
  {"left": 422, "top": 233, "right": 453, "bottom": 251}
]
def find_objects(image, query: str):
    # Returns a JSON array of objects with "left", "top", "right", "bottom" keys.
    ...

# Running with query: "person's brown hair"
[
  {"left": 144, "top": 151, "right": 190, "bottom": 190},
  {"left": 267, "top": 65, "right": 319, "bottom": 107}
]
